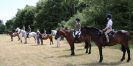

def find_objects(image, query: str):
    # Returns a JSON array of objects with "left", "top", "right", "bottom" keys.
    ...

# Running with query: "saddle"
[
  {"left": 103, "top": 31, "right": 115, "bottom": 45},
  {"left": 73, "top": 31, "right": 81, "bottom": 42},
  {"left": 108, "top": 31, "right": 115, "bottom": 37}
]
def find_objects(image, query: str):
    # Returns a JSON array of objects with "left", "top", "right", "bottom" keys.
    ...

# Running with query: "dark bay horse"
[
  {"left": 38, "top": 33, "right": 53, "bottom": 45},
  {"left": 55, "top": 28, "right": 91, "bottom": 55},
  {"left": 81, "top": 26, "right": 131, "bottom": 63},
  {"left": 8, "top": 31, "right": 20, "bottom": 41}
]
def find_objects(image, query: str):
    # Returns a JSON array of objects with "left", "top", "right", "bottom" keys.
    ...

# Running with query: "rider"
[
  {"left": 27, "top": 25, "right": 31, "bottom": 38},
  {"left": 73, "top": 18, "right": 81, "bottom": 40},
  {"left": 22, "top": 25, "right": 25, "bottom": 30},
  {"left": 102, "top": 14, "right": 113, "bottom": 43}
]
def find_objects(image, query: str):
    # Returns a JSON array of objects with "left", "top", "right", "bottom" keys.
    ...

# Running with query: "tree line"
[{"left": 0, "top": 0, "right": 133, "bottom": 33}]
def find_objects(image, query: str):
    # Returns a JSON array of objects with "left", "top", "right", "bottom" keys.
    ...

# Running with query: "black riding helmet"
[
  {"left": 76, "top": 18, "right": 80, "bottom": 22},
  {"left": 106, "top": 14, "right": 112, "bottom": 19}
]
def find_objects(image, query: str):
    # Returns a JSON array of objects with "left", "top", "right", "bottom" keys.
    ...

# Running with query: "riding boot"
[{"left": 105, "top": 35, "right": 109, "bottom": 45}]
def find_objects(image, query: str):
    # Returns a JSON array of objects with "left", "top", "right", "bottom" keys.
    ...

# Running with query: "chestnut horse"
[
  {"left": 38, "top": 33, "right": 53, "bottom": 45},
  {"left": 81, "top": 26, "right": 131, "bottom": 63},
  {"left": 55, "top": 28, "right": 91, "bottom": 55},
  {"left": 8, "top": 31, "right": 20, "bottom": 41}
]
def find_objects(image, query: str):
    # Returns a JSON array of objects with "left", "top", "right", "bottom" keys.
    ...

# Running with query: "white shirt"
[{"left": 106, "top": 19, "right": 113, "bottom": 29}]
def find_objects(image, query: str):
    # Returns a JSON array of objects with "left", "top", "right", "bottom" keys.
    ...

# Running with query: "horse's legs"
[
  {"left": 18, "top": 36, "right": 20, "bottom": 41},
  {"left": 51, "top": 37, "right": 53, "bottom": 44},
  {"left": 70, "top": 43, "right": 75, "bottom": 56},
  {"left": 85, "top": 41, "right": 88, "bottom": 53},
  {"left": 11, "top": 36, "right": 13, "bottom": 41},
  {"left": 85, "top": 41, "right": 91, "bottom": 54},
  {"left": 88, "top": 42, "right": 91, "bottom": 54},
  {"left": 98, "top": 46, "right": 103, "bottom": 63},
  {"left": 49, "top": 37, "right": 53, "bottom": 45},
  {"left": 50, "top": 38, "right": 51, "bottom": 45},
  {"left": 126, "top": 47, "right": 131, "bottom": 62},
  {"left": 20, "top": 39, "right": 22, "bottom": 43},
  {"left": 121, "top": 45, "right": 126, "bottom": 62}
]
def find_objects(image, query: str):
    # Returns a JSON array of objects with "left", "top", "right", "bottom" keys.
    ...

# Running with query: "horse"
[
  {"left": 16, "top": 28, "right": 37, "bottom": 44},
  {"left": 81, "top": 26, "right": 131, "bottom": 63},
  {"left": 55, "top": 28, "right": 91, "bottom": 55},
  {"left": 8, "top": 31, "right": 20, "bottom": 41},
  {"left": 39, "top": 33, "right": 53, "bottom": 45}
]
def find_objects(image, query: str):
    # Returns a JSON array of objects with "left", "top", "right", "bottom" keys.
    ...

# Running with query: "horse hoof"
[
  {"left": 121, "top": 58, "right": 125, "bottom": 62},
  {"left": 71, "top": 53, "right": 75, "bottom": 56},
  {"left": 85, "top": 51, "right": 88, "bottom": 53},
  {"left": 88, "top": 52, "right": 91, "bottom": 54},
  {"left": 99, "top": 58, "right": 103, "bottom": 63},
  {"left": 127, "top": 58, "right": 131, "bottom": 62},
  {"left": 99, "top": 60, "right": 103, "bottom": 63}
]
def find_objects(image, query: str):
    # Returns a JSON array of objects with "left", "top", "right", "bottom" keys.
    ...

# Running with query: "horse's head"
[
  {"left": 15, "top": 27, "right": 21, "bottom": 33},
  {"left": 55, "top": 28, "right": 66, "bottom": 40}
]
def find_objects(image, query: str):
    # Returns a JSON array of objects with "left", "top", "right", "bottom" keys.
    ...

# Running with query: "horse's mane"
[{"left": 83, "top": 26, "right": 102, "bottom": 36}]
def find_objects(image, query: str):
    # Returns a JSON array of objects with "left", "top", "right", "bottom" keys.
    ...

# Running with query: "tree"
[
  {"left": 0, "top": 20, "right": 3, "bottom": 24},
  {"left": 5, "top": 18, "right": 15, "bottom": 31},
  {"left": 0, "top": 20, "right": 5, "bottom": 33},
  {"left": 34, "top": 0, "right": 83, "bottom": 31},
  {"left": 14, "top": 5, "right": 35, "bottom": 31}
]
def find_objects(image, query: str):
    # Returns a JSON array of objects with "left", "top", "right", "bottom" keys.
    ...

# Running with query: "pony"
[
  {"left": 81, "top": 26, "right": 131, "bottom": 63},
  {"left": 39, "top": 33, "right": 53, "bottom": 45},
  {"left": 15, "top": 28, "right": 37, "bottom": 44},
  {"left": 8, "top": 31, "right": 20, "bottom": 41},
  {"left": 16, "top": 28, "right": 27, "bottom": 44},
  {"left": 55, "top": 28, "right": 91, "bottom": 55}
]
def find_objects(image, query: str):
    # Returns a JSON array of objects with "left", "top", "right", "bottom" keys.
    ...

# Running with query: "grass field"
[{"left": 0, "top": 34, "right": 133, "bottom": 66}]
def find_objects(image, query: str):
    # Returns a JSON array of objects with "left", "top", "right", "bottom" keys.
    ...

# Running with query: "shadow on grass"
[
  {"left": 81, "top": 61, "right": 125, "bottom": 66},
  {"left": 30, "top": 44, "right": 43, "bottom": 46},
  {"left": 58, "top": 53, "right": 85, "bottom": 58},
  {"left": 63, "top": 48, "right": 84, "bottom": 51}
]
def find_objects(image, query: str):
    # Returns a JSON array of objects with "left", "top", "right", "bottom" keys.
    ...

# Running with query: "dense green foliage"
[
  {"left": 4, "top": 0, "right": 133, "bottom": 32},
  {"left": 0, "top": 20, "right": 5, "bottom": 33}
]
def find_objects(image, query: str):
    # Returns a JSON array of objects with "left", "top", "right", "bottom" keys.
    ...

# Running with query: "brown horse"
[
  {"left": 81, "top": 26, "right": 131, "bottom": 63},
  {"left": 55, "top": 28, "right": 91, "bottom": 55},
  {"left": 8, "top": 31, "right": 20, "bottom": 41},
  {"left": 39, "top": 33, "right": 53, "bottom": 45}
]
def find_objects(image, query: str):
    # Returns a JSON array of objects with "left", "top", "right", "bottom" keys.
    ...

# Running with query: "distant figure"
[
  {"left": 22, "top": 25, "right": 25, "bottom": 30},
  {"left": 27, "top": 25, "right": 31, "bottom": 38}
]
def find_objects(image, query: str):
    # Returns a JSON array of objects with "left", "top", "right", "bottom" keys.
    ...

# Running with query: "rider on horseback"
[
  {"left": 103, "top": 14, "right": 113, "bottom": 43},
  {"left": 73, "top": 18, "right": 81, "bottom": 41},
  {"left": 22, "top": 25, "right": 25, "bottom": 30},
  {"left": 27, "top": 25, "right": 31, "bottom": 38}
]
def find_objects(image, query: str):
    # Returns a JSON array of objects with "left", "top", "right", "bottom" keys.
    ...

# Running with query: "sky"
[{"left": 0, "top": 0, "right": 39, "bottom": 24}]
